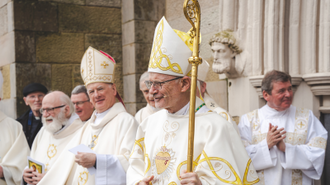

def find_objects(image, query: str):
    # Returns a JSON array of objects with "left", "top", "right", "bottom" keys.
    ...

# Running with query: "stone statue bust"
[{"left": 209, "top": 29, "right": 249, "bottom": 78}]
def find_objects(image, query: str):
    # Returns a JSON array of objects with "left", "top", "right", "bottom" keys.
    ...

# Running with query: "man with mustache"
[
  {"left": 22, "top": 91, "right": 83, "bottom": 185},
  {"left": 71, "top": 85, "right": 94, "bottom": 123},
  {"left": 0, "top": 71, "right": 30, "bottom": 185},
  {"left": 127, "top": 17, "right": 259, "bottom": 185},
  {"left": 17, "top": 83, "right": 48, "bottom": 148},
  {"left": 135, "top": 71, "right": 159, "bottom": 123},
  {"left": 209, "top": 29, "right": 246, "bottom": 78},
  {"left": 238, "top": 70, "right": 328, "bottom": 185}
]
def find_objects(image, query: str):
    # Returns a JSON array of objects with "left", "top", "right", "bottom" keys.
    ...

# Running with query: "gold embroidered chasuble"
[
  {"left": 30, "top": 118, "right": 83, "bottom": 173},
  {"left": 238, "top": 105, "right": 327, "bottom": 185},
  {"left": 127, "top": 106, "right": 259, "bottom": 185},
  {"left": 135, "top": 104, "right": 159, "bottom": 124},
  {"left": 0, "top": 111, "right": 30, "bottom": 185},
  {"left": 66, "top": 102, "right": 138, "bottom": 185},
  {"left": 203, "top": 93, "right": 239, "bottom": 133}
]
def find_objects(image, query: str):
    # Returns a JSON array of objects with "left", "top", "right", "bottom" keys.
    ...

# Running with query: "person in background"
[
  {"left": 17, "top": 83, "right": 48, "bottom": 148},
  {"left": 71, "top": 85, "right": 94, "bottom": 122},
  {"left": 135, "top": 71, "right": 159, "bottom": 123}
]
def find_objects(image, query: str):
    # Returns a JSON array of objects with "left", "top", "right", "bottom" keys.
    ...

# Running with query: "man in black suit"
[{"left": 17, "top": 83, "right": 48, "bottom": 148}]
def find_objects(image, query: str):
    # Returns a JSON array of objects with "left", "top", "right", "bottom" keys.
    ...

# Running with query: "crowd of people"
[{"left": 0, "top": 17, "right": 327, "bottom": 185}]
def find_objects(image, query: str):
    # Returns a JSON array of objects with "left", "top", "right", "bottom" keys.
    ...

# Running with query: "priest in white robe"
[
  {"left": 135, "top": 71, "right": 159, "bottom": 123},
  {"left": 22, "top": 91, "right": 83, "bottom": 184},
  {"left": 238, "top": 70, "right": 328, "bottom": 185},
  {"left": 0, "top": 71, "right": 30, "bottom": 185},
  {"left": 127, "top": 17, "right": 259, "bottom": 185},
  {"left": 37, "top": 47, "right": 138, "bottom": 185}
]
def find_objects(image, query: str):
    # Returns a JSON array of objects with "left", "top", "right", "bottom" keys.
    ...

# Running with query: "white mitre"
[
  {"left": 148, "top": 16, "right": 192, "bottom": 77},
  {"left": 81, "top": 46, "right": 116, "bottom": 86},
  {"left": 0, "top": 71, "right": 3, "bottom": 90}
]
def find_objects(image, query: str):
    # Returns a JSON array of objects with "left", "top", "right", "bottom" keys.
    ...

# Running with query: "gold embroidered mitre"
[
  {"left": 81, "top": 46, "right": 116, "bottom": 86},
  {"left": 148, "top": 17, "right": 192, "bottom": 77}
]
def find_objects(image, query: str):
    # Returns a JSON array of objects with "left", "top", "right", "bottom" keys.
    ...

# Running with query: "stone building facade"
[{"left": 0, "top": 0, "right": 329, "bottom": 184}]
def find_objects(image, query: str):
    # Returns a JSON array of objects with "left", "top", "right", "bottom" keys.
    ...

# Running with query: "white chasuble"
[
  {"left": 30, "top": 118, "right": 83, "bottom": 173},
  {"left": 238, "top": 105, "right": 328, "bottom": 185},
  {"left": 0, "top": 111, "right": 30, "bottom": 185},
  {"left": 67, "top": 102, "right": 138, "bottom": 185},
  {"left": 127, "top": 105, "right": 260, "bottom": 185},
  {"left": 203, "top": 94, "right": 239, "bottom": 134},
  {"left": 135, "top": 104, "right": 159, "bottom": 124}
]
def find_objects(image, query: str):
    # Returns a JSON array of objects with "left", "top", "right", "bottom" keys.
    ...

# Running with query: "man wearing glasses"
[
  {"left": 22, "top": 91, "right": 83, "bottom": 185},
  {"left": 17, "top": 83, "right": 48, "bottom": 148},
  {"left": 127, "top": 17, "right": 259, "bottom": 185},
  {"left": 71, "top": 85, "right": 94, "bottom": 122}
]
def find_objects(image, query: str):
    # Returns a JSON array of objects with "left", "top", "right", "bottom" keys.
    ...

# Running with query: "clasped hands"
[
  {"left": 138, "top": 170, "right": 202, "bottom": 185},
  {"left": 267, "top": 123, "right": 286, "bottom": 152},
  {"left": 23, "top": 168, "right": 45, "bottom": 185}
]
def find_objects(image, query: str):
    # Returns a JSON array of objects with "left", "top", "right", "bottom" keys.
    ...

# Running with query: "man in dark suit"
[{"left": 17, "top": 83, "right": 48, "bottom": 148}]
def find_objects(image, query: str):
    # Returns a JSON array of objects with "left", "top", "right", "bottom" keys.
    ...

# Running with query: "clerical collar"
[
  {"left": 35, "top": 117, "right": 40, "bottom": 120},
  {"left": 54, "top": 113, "right": 79, "bottom": 135},
  {"left": 262, "top": 104, "right": 290, "bottom": 119},
  {"left": 94, "top": 108, "right": 111, "bottom": 125}
]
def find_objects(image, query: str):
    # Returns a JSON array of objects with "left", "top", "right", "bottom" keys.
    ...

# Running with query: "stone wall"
[
  {"left": 0, "top": 0, "right": 123, "bottom": 118},
  {"left": 122, "top": 0, "right": 165, "bottom": 115}
]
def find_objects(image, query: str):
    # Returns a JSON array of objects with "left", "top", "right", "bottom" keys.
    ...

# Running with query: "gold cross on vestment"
[
  {"left": 298, "top": 121, "right": 304, "bottom": 128},
  {"left": 253, "top": 123, "right": 258, "bottom": 130},
  {"left": 101, "top": 61, "right": 109, "bottom": 69}
]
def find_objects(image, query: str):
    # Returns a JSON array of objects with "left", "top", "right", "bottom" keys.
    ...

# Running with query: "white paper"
[{"left": 69, "top": 144, "right": 96, "bottom": 175}]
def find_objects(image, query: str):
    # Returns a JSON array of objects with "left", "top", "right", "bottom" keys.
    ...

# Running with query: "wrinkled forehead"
[{"left": 149, "top": 72, "right": 178, "bottom": 81}]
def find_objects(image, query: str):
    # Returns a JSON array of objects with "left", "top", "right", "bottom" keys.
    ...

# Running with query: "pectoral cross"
[
  {"left": 88, "top": 142, "right": 95, "bottom": 149},
  {"left": 101, "top": 61, "right": 109, "bottom": 69}
]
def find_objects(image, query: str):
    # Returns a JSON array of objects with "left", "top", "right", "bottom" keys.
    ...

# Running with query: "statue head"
[{"left": 209, "top": 30, "right": 242, "bottom": 74}]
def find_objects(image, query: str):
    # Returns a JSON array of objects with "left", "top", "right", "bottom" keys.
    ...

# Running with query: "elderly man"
[
  {"left": 238, "top": 70, "right": 328, "bottom": 185},
  {"left": 127, "top": 17, "right": 259, "bottom": 185},
  {"left": 0, "top": 71, "right": 30, "bottom": 185},
  {"left": 17, "top": 83, "right": 48, "bottom": 148},
  {"left": 135, "top": 71, "right": 159, "bottom": 123},
  {"left": 37, "top": 47, "right": 138, "bottom": 185},
  {"left": 71, "top": 85, "right": 94, "bottom": 122},
  {"left": 209, "top": 29, "right": 249, "bottom": 78},
  {"left": 22, "top": 91, "right": 83, "bottom": 185}
]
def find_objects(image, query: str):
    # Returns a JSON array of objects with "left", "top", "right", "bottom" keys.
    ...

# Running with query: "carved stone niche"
[
  {"left": 249, "top": 75, "right": 303, "bottom": 99},
  {"left": 303, "top": 73, "right": 330, "bottom": 114}
]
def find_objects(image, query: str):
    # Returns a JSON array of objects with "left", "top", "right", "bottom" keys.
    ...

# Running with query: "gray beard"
[
  {"left": 212, "top": 58, "right": 232, "bottom": 74},
  {"left": 42, "top": 111, "right": 69, "bottom": 134}
]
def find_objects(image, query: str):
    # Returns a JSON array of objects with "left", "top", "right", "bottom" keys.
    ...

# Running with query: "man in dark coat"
[{"left": 16, "top": 83, "right": 48, "bottom": 148}]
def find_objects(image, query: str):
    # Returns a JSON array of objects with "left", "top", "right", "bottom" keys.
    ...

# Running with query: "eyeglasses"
[
  {"left": 72, "top": 100, "right": 90, "bottom": 106},
  {"left": 145, "top": 76, "right": 183, "bottom": 90},
  {"left": 40, "top": 105, "right": 66, "bottom": 114}
]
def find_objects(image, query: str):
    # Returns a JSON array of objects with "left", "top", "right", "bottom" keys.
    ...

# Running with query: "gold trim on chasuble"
[
  {"left": 219, "top": 112, "right": 229, "bottom": 121},
  {"left": 247, "top": 108, "right": 311, "bottom": 185},
  {"left": 45, "top": 144, "right": 57, "bottom": 172},
  {"left": 149, "top": 19, "right": 183, "bottom": 74},
  {"left": 78, "top": 171, "right": 88, "bottom": 185},
  {"left": 130, "top": 137, "right": 151, "bottom": 175}
]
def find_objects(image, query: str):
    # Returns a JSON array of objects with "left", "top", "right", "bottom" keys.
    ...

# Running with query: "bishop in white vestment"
[
  {"left": 59, "top": 47, "right": 138, "bottom": 185},
  {"left": 238, "top": 70, "right": 328, "bottom": 185},
  {"left": 127, "top": 17, "right": 259, "bottom": 185}
]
